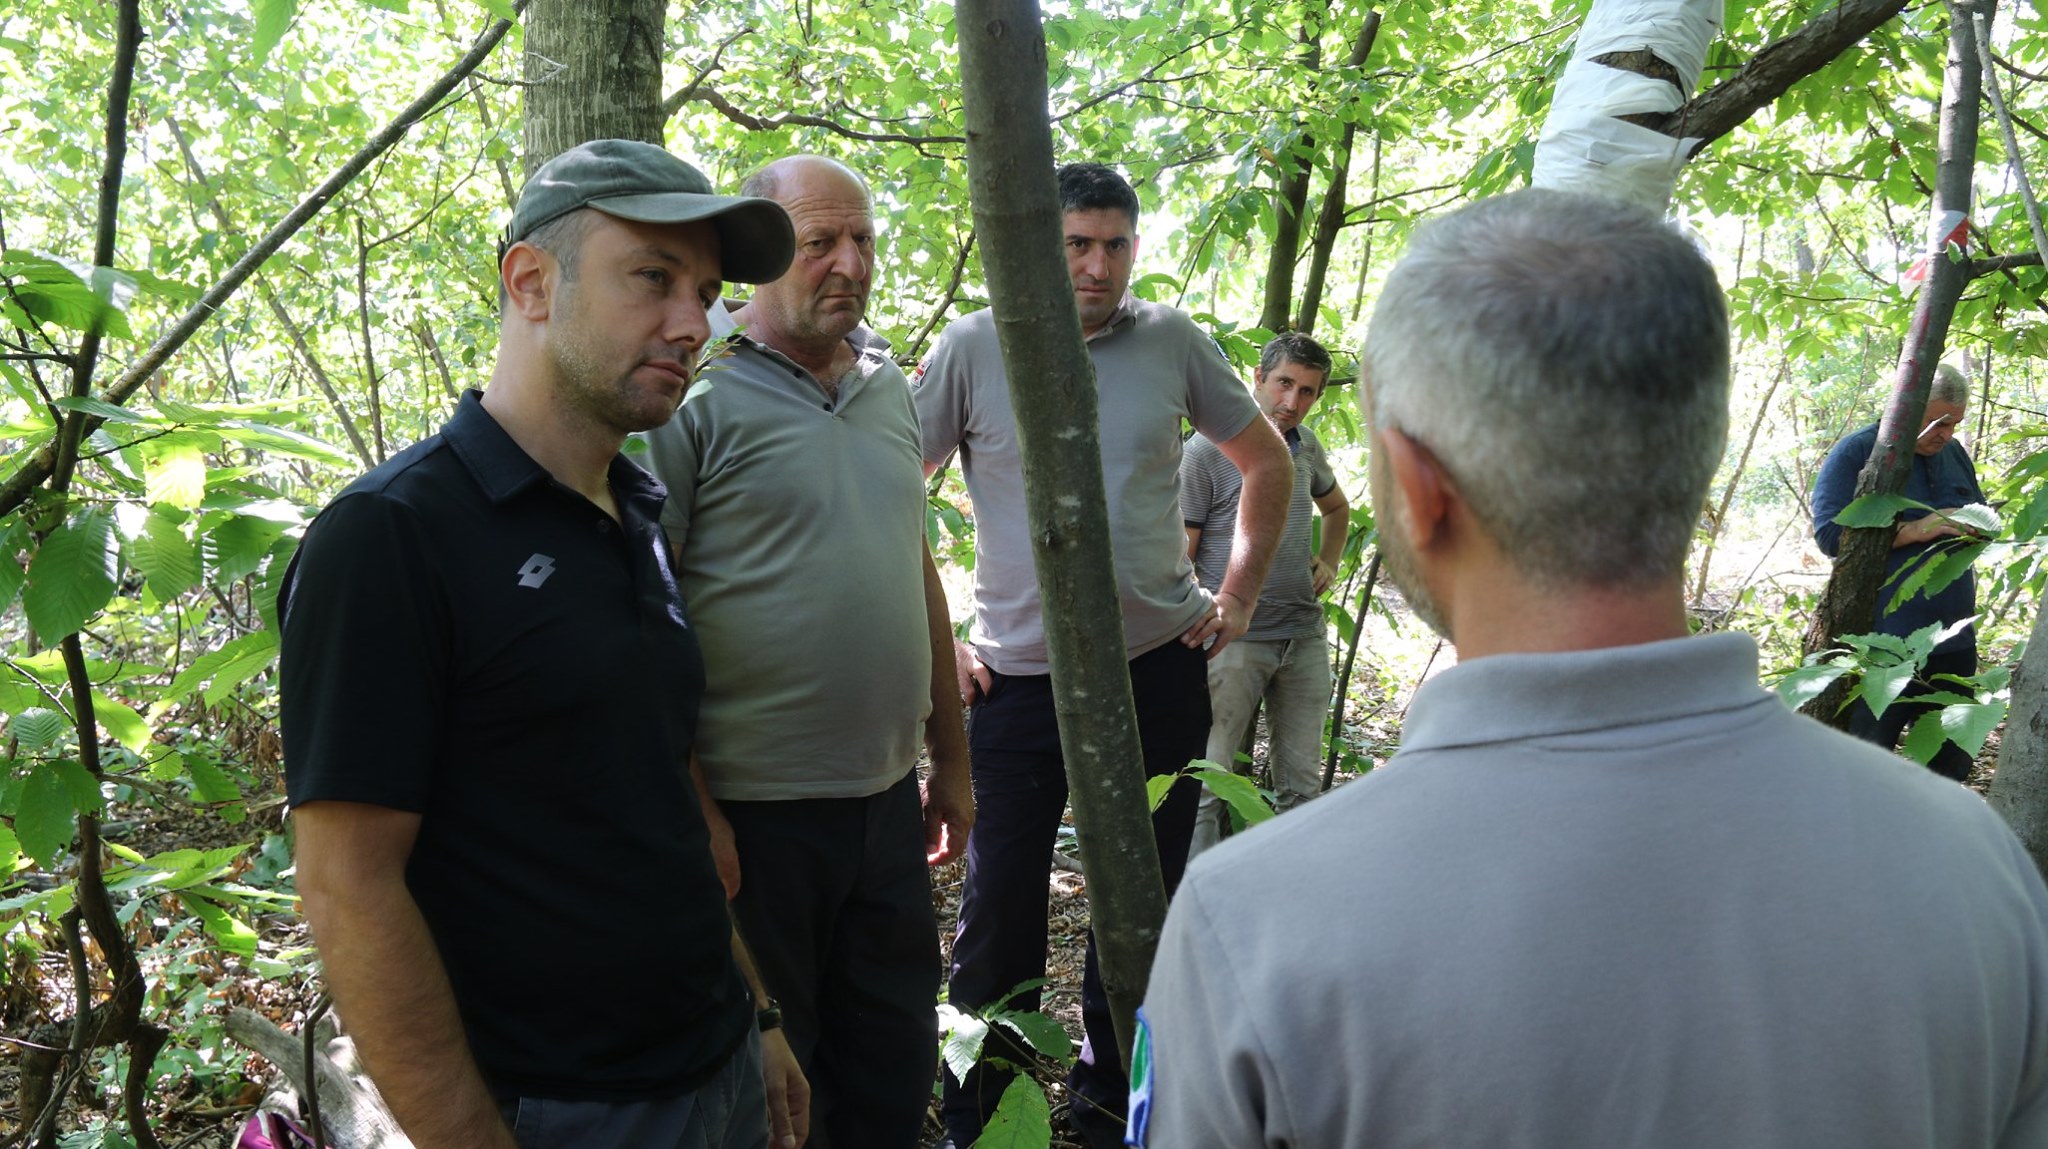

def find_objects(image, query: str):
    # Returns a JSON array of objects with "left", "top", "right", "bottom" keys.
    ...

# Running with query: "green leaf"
[
  {"left": 251, "top": 0, "right": 300, "bottom": 60},
  {"left": 0, "top": 824, "right": 20, "bottom": 876},
  {"left": 186, "top": 755, "right": 245, "bottom": 804},
  {"left": 994, "top": 1009, "right": 1073, "bottom": 1060},
  {"left": 205, "top": 514, "right": 288, "bottom": 585},
  {"left": 977, "top": 1076, "right": 1052, "bottom": 1149},
  {"left": 23, "top": 509, "right": 118, "bottom": 642},
  {"left": 9, "top": 707, "right": 67, "bottom": 751},
  {"left": 1, "top": 251, "right": 132, "bottom": 338},
  {"left": 474, "top": 0, "right": 517, "bottom": 19},
  {"left": 1145, "top": 773, "right": 1177, "bottom": 812},
  {"left": 15, "top": 763, "right": 76, "bottom": 867},
  {"left": 1945, "top": 502, "right": 2003, "bottom": 536},
  {"left": 53, "top": 758, "right": 102, "bottom": 817},
  {"left": 1903, "top": 701, "right": 2006, "bottom": 765},
  {"left": 1773, "top": 661, "right": 1851, "bottom": 710},
  {"left": 1832, "top": 491, "right": 1929, "bottom": 529},
  {"left": 91, "top": 690, "right": 150, "bottom": 753},
  {"left": 256, "top": 535, "right": 299, "bottom": 633},
  {"left": 1861, "top": 658, "right": 1923, "bottom": 719},
  {"left": 158, "top": 632, "right": 280, "bottom": 712},
  {"left": 127, "top": 509, "right": 202, "bottom": 600},
  {"left": 143, "top": 436, "right": 208, "bottom": 509},
  {"left": 1191, "top": 766, "right": 1275, "bottom": 828},
  {"left": 47, "top": 395, "right": 148, "bottom": 424},
  {"left": 173, "top": 889, "right": 259, "bottom": 957},
  {"left": 212, "top": 420, "right": 358, "bottom": 467}
]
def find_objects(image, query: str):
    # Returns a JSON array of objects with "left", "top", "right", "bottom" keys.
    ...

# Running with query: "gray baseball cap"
[{"left": 504, "top": 139, "right": 795, "bottom": 284}]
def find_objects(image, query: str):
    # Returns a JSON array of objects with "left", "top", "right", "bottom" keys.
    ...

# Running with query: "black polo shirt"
[{"left": 280, "top": 390, "right": 747, "bottom": 1101}]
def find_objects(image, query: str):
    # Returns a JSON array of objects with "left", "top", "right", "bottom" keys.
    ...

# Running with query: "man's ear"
[
  {"left": 500, "top": 242, "right": 555, "bottom": 322},
  {"left": 1377, "top": 427, "right": 1453, "bottom": 550}
]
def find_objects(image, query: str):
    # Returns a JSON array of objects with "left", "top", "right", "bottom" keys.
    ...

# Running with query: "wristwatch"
[{"left": 756, "top": 998, "right": 783, "bottom": 1033}]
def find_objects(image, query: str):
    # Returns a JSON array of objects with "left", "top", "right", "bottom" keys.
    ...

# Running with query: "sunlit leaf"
[
  {"left": 143, "top": 436, "right": 208, "bottom": 509},
  {"left": 251, "top": 0, "right": 300, "bottom": 60},
  {"left": 91, "top": 690, "right": 151, "bottom": 754}
]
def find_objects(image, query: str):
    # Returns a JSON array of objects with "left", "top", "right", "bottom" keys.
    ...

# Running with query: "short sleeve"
[
  {"left": 1181, "top": 327, "right": 1259, "bottom": 446},
  {"left": 1179, "top": 435, "right": 1216, "bottom": 530},
  {"left": 280, "top": 492, "right": 450, "bottom": 812},
  {"left": 913, "top": 327, "right": 967, "bottom": 469},
  {"left": 638, "top": 404, "right": 702, "bottom": 548},
  {"left": 1137, "top": 877, "right": 1277, "bottom": 1148}
]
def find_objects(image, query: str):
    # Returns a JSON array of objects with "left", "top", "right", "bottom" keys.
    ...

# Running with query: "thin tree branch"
[
  {"left": 903, "top": 229, "right": 975, "bottom": 364},
  {"left": 684, "top": 85, "right": 965, "bottom": 146},
  {"left": 1976, "top": 10, "right": 2048, "bottom": 269},
  {"left": 1051, "top": 19, "right": 1251, "bottom": 123},
  {"left": 1993, "top": 49, "right": 2048, "bottom": 83},
  {"left": 47, "top": 0, "right": 142, "bottom": 502},
  {"left": 1969, "top": 252, "right": 2044, "bottom": 276},
  {"left": 1655, "top": 0, "right": 1913, "bottom": 155},
  {"left": 0, "top": 0, "right": 530, "bottom": 521},
  {"left": 660, "top": 27, "right": 753, "bottom": 120},
  {"left": 164, "top": 116, "right": 377, "bottom": 468}
]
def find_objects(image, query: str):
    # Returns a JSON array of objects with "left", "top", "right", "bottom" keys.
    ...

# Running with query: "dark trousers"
[
  {"left": 721, "top": 771, "right": 939, "bottom": 1149},
  {"left": 1849, "top": 645, "right": 1979, "bottom": 783},
  {"left": 941, "top": 641, "right": 1207, "bottom": 1144}
]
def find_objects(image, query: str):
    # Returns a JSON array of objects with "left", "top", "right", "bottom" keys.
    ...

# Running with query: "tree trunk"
[
  {"left": 954, "top": 0, "right": 1168, "bottom": 1066},
  {"left": 1801, "top": 0, "right": 1988, "bottom": 728},
  {"left": 1990, "top": 602, "right": 2048, "bottom": 880},
  {"left": 523, "top": 0, "right": 666, "bottom": 173},
  {"left": 1295, "top": 10, "right": 1381, "bottom": 334},
  {"left": 1257, "top": 9, "right": 1326, "bottom": 334}
]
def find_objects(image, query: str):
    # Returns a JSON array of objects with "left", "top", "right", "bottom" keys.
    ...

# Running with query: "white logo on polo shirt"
[{"left": 516, "top": 553, "right": 556, "bottom": 588}]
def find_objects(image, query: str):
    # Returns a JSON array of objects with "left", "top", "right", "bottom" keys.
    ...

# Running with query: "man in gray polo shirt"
[
  {"left": 1132, "top": 189, "right": 2048, "bottom": 1148},
  {"left": 1181, "top": 331, "right": 1350, "bottom": 857},
  {"left": 640, "top": 154, "right": 971, "bottom": 1149},
  {"left": 916, "top": 162, "right": 1290, "bottom": 1148}
]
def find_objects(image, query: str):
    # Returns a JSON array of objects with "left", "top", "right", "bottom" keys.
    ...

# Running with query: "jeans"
[
  {"left": 1187, "top": 635, "right": 1331, "bottom": 859},
  {"left": 500, "top": 1030, "right": 764, "bottom": 1149},
  {"left": 941, "top": 641, "right": 1207, "bottom": 1145}
]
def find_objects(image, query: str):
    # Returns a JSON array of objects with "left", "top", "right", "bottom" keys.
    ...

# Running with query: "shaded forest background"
[{"left": 3, "top": 0, "right": 2048, "bottom": 1144}]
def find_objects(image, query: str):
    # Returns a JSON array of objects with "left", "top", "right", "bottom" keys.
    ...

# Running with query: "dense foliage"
[{"left": 4, "top": 0, "right": 2048, "bottom": 1142}]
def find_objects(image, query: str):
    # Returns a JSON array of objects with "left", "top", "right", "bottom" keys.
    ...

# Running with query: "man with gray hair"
[
  {"left": 1130, "top": 189, "right": 2048, "bottom": 1149},
  {"left": 1811, "top": 362, "right": 1989, "bottom": 781}
]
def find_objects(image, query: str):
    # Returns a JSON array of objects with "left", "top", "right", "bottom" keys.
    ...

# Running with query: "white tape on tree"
[{"left": 1532, "top": 0, "right": 1723, "bottom": 209}]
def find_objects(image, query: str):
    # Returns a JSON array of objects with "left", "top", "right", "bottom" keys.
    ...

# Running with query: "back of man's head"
[
  {"left": 1057, "top": 162, "right": 1141, "bottom": 225},
  {"left": 1363, "top": 188, "right": 1729, "bottom": 590}
]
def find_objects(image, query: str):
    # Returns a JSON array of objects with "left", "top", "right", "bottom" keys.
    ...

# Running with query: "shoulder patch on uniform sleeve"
[{"left": 1126, "top": 1005, "right": 1154, "bottom": 1146}]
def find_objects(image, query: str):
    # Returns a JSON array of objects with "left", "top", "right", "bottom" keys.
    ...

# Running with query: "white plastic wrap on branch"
[{"left": 1533, "top": 0, "right": 1724, "bottom": 209}]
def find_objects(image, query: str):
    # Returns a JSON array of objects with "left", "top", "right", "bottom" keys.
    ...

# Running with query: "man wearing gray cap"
[{"left": 283, "top": 139, "right": 811, "bottom": 1149}]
